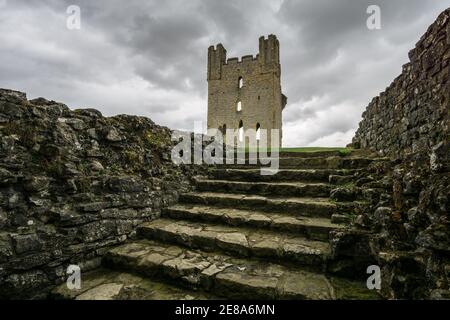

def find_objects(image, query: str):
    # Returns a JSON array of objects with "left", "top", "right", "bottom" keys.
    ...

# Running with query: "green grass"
[
  {"left": 232, "top": 146, "right": 353, "bottom": 155},
  {"left": 280, "top": 147, "right": 352, "bottom": 154}
]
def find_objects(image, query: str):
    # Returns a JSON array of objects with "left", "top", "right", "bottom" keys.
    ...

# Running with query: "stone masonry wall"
[
  {"left": 0, "top": 89, "right": 205, "bottom": 299},
  {"left": 353, "top": 9, "right": 449, "bottom": 157},
  {"left": 348, "top": 9, "right": 450, "bottom": 299}
]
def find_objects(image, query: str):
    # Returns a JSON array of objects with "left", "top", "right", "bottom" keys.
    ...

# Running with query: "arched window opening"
[
  {"left": 256, "top": 123, "right": 261, "bottom": 141},
  {"left": 237, "top": 101, "right": 242, "bottom": 112},
  {"left": 238, "top": 77, "right": 243, "bottom": 89},
  {"left": 238, "top": 120, "right": 244, "bottom": 142}
]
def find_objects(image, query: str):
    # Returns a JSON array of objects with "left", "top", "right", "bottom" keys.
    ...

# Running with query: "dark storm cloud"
[
  {"left": 0, "top": 0, "right": 448, "bottom": 146},
  {"left": 273, "top": 0, "right": 449, "bottom": 145},
  {"left": 199, "top": 0, "right": 250, "bottom": 39},
  {"left": 123, "top": 13, "right": 208, "bottom": 91},
  {"left": 278, "top": 0, "right": 447, "bottom": 103}
]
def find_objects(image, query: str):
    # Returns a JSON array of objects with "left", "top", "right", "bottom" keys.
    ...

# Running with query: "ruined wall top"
[
  {"left": 352, "top": 8, "right": 449, "bottom": 158},
  {"left": 207, "top": 34, "right": 280, "bottom": 80}
]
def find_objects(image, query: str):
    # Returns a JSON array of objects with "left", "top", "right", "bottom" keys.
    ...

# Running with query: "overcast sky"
[{"left": 0, "top": 1, "right": 449, "bottom": 146}]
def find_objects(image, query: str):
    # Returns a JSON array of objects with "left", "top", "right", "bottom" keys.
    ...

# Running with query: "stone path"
[
  {"left": 54, "top": 151, "right": 382, "bottom": 300},
  {"left": 52, "top": 267, "right": 216, "bottom": 300}
]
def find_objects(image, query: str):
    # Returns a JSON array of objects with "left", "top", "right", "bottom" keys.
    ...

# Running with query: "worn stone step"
[
  {"left": 103, "top": 240, "right": 380, "bottom": 300},
  {"left": 219, "top": 148, "right": 372, "bottom": 160},
  {"left": 195, "top": 178, "right": 332, "bottom": 197},
  {"left": 179, "top": 192, "right": 338, "bottom": 218},
  {"left": 163, "top": 204, "right": 345, "bottom": 241},
  {"left": 51, "top": 268, "right": 216, "bottom": 300},
  {"left": 278, "top": 156, "right": 382, "bottom": 169},
  {"left": 217, "top": 156, "right": 385, "bottom": 169},
  {"left": 208, "top": 168, "right": 358, "bottom": 183},
  {"left": 137, "top": 218, "right": 330, "bottom": 268},
  {"left": 103, "top": 240, "right": 332, "bottom": 299}
]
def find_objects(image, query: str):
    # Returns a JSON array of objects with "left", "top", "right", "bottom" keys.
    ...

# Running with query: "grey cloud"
[
  {"left": 199, "top": 0, "right": 250, "bottom": 40},
  {"left": 0, "top": 0, "right": 448, "bottom": 147}
]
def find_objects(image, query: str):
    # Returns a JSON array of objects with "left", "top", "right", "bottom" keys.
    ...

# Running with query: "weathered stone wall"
[
  {"left": 207, "top": 35, "right": 286, "bottom": 146},
  {"left": 347, "top": 9, "right": 450, "bottom": 299},
  {"left": 353, "top": 8, "right": 449, "bottom": 157},
  {"left": 0, "top": 89, "right": 204, "bottom": 299}
]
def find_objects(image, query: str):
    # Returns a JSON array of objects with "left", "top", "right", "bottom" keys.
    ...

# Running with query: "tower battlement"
[
  {"left": 207, "top": 35, "right": 281, "bottom": 81},
  {"left": 225, "top": 55, "right": 258, "bottom": 65},
  {"left": 258, "top": 34, "right": 280, "bottom": 66},
  {"left": 207, "top": 44, "right": 226, "bottom": 80}
]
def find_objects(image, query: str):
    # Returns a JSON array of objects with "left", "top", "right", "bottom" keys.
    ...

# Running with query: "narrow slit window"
[
  {"left": 238, "top": 77, "right": 243, "bottom": 89},
  {"left": 256, "top": 123, "right": 261, "bottom": 141},
  {"left": 237, "top": 101, "right": 242, "bottom": 112},
  {"left": 239, "top": 120, "right": 244, "bottom": 142}
]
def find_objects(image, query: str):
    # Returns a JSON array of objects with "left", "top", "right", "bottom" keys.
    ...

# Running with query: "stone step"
[
  {"left": 221, "top": 148, "right": 370, "bottom": 159},
  {"left": 51, "top": 268, "right": 216, "bottom": 300},
  {"left": 179, "top": 192, "right": 338, "bottom": 218},
  {"left": 217, "top": 156, "right": 385, "bottom": 169},
  {"left": 103, "top": 240, "right": 380, "bottom": 300},
  {"left": 163, "top": 204, "right": 344, "bottom": 241},
  {"left": 103, "top": 240, "right": 334, "bottom": 300},
  {"left": 208, "top": 168, "right": 359, "bottom": 183},
  {"left": 137, "top": 218, "right": 330, "bottom": 268},
  {"left": 103, "top": 240, "right": 332, "bottom": 299},
  {"left": 194, "top": 178, "right": 332, "bottom": 197}
]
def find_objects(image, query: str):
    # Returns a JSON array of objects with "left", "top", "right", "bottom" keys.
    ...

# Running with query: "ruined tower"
[{"left": 207, "top": 35, "right": 287, "bottom": 147}]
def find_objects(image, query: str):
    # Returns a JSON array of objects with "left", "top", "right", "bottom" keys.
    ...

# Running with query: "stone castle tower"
[{"left": 207, "top": 34, "right": 287, "bottom": 147}]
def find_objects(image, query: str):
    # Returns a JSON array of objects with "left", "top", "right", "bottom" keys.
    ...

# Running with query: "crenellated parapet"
[
  {"left": 258, "top": 34, "right": 280, "bottom": 73},
  {"left": 207, "top": 44, "right": 227, "bottom": 81},
  {"left": 207, "top": 35, "right": 281, "bottom": 81}
]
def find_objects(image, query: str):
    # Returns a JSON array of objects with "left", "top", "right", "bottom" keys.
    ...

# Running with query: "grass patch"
[
  {"left": 280, "top": 147, "right": 352, "bottom": 154},
  {"left": 231, "top": 146, "right": 353, "bottom": 155},
  {"left": 144, "top": 130, "right": 169, "bottom": 148}
]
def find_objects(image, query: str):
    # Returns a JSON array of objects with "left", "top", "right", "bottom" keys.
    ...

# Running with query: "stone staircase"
[{"left": 53, "top": 150, "right": 383, "bottom": 300}]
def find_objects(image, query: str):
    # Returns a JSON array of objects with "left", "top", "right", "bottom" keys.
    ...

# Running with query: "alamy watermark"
[
  {"left": 66, "top": 5, "right": 81, "bottom": 30},
  {"left": 171, "top": 122, "right": 280, "bottom": 175},
  {"left": 366, "top": 265, "right": 381, "bottom": 290},
  {"left": 66, "top": 264, "right": 81, "bottom": 290},
  {"left": 366, "top": 5, "right": 381, "bottom": 30}
]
